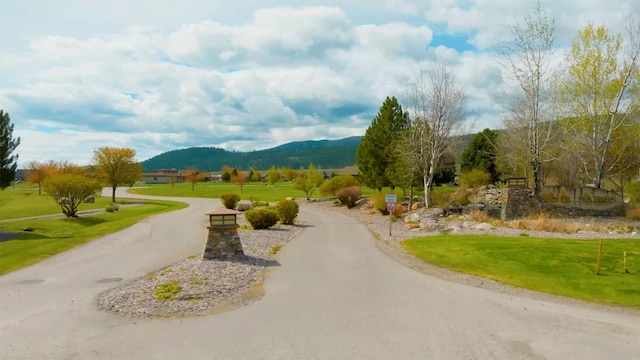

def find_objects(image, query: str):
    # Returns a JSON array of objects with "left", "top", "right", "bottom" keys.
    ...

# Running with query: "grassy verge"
[
  {"left": 0, "top": 200, "right": 187, "bottom": 274},
  {"left": 0, "top": 188, "right": 117, "bottom": 220},
  {"left": 401, "top": 235, "right": 640, "bottom": 309}
]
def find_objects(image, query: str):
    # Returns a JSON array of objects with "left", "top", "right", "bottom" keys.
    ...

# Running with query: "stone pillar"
[{"left": 202, "top": 224, "right": 244, "bottom": 260}]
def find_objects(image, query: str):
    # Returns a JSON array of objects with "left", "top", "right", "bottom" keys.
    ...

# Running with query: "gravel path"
[{"left": 98, "top": 222, "right": 304, "bottom": 318}]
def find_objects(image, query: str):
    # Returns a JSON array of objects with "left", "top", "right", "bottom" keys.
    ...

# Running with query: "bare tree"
[
  {"left": 407, "top": 62, "right": 467, "bottom": 207},
  {"left": 496, "top": 0, "right": 557, "bottom": 194}
]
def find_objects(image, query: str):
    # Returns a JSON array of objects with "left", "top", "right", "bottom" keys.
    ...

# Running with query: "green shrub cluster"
[
  {"left": 221, "top": 193, "right": 241, "bottom": 209},
  {"left": 319, "top": 175, "right": 359, "bottom": 196},
  {"left": 336, "top": 186, "right": 362, "bottom": 208},
  {"left": 275, "top": 199, "right": 299, "bottom": 225},
  {"left": 458, "top": 169, "right": 490, "bottom": 188},
  {"left": 244, "top": 208, "right": 279, "bottom": 229},
  {"left": 372, "top": 192, "right": 394, "bottom": 215}
]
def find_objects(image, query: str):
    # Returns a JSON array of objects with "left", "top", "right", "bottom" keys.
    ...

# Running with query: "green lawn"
[
  {"left": 402, "top": 235, "right": 640, "bottom": 309},
  {"left": 128, "top": 182, "right": 318, "bottom": 202},
  {"left": 0, "top": 187, "right": 116, "bottom": 220},
  {"left": 127, "top": 181, "right": 445, "bottom": 202},
  {"left": 0, "top": 199, "right": 187, "bottom": 274}
]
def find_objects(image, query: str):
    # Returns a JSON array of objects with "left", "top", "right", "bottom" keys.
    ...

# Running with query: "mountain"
[
  {"left": 141, "top": 136, "right": 363, "bottom": 172},
  {"left": 263, "top": 136, "right": 363, "bottom": 152}
]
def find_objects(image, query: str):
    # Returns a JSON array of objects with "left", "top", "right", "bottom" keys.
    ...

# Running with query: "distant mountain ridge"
[{"left": 141, "top": 136, "right": 363, "bottom": 172}]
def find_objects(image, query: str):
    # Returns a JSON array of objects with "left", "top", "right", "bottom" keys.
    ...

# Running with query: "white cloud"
[{"left": 1, "top": 1, "right": 637, "bottom": 166}]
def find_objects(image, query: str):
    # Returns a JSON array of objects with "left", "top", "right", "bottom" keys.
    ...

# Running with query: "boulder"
[
  {"left": 404, "top": 207, "right": 444, "bottom": 223},
  {"left": 235, "top": 201, "right": 254, "bottom": 211},
  {"left": 420, "top": 218, "right": 446, "bottom": 231},
  {"left": 471, "top": 222, "right": 494, "bottom": 231}
]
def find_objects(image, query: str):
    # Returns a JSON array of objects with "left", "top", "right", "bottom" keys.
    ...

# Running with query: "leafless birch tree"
[
  {"left": 496, "top": 0, "right": 557, "bottom": 194},
  {"left": 408, "top": 62, "right": 467, "bottom": 207}
]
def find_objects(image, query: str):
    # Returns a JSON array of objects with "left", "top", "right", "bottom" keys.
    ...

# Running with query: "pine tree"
[
  {"left": 0, "top": 110, "right": 21, "bottom": 189},
  {"left": 356, "top": 96, "right": 410, "bottom": 191},
  {"left": 461, "top": 129, "right": 500, "bottom": 183}
]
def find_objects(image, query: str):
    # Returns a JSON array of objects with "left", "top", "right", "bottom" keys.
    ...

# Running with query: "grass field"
[
  {"left": 0, "top": 187, "right": 116, "bottom": 220},
  {"left": 127, "top": 181, "right": 400, "bottom": 202},
  {"left": 0, "top": 199, "right": 187, "bottom": 274},
  {"left": 402, "top": 235, "right": 640, "bottom": 309}
]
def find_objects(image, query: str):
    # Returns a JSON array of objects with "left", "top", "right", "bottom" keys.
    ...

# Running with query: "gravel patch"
[{"left": 98, "top": 223, "right": 304, "bottom": 318}]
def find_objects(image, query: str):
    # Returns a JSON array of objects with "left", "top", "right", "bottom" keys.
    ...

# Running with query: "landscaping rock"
[
  {"left": 471, "top": 222, "right": 494, "bottom": 231},
  {"left": 235, "top": 201, "right": 253, "bottom": 211},
  {"left": 421, "top": 218, "right": 446, "bottom": 231}
]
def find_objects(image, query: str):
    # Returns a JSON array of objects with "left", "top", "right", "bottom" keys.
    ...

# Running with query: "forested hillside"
[{"left": 141, "top": 137, "right": 362, "bottom": 171}]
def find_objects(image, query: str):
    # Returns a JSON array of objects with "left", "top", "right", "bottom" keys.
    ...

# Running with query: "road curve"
[{"left": 1, "top": 188, "right": 639, "bottom": 359}]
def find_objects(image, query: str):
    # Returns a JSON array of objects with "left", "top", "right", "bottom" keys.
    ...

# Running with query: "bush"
[
  {"left": 220, "top": 193, "right": 241, "bottom": 209},
  {"left": 626, "top": 204, "right": 640, "bottom": 220},
  {"left": 336, "top": 186, "right": 362, "bottom": 209},
  {"left": 105, "top": 205, "right": 115, "bottom": 213},
  {"left": 372, "top": 192, "right": 396, "bottom": 215},
  {"left": 625, "top": 181, "right": 640, "bottom": 203},
  {"left": 458, "top": 169, "right": 490, "bottom": 188},
  {"left": 319, "top": 175, "right": 359, "bottom": 196},
  {"left": 275, "top": 199, "right": 299, "bottom": 225},
  {"left": 244, "top": 208, "right": 279, "bottom": 229},
  {"left": 391, "top": 203, "right": 405, "bottom": 217}
]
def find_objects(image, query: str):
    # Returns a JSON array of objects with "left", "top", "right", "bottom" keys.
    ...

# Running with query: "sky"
[{"left": 1, "top": 0, "right": 636, "bottom": 165}]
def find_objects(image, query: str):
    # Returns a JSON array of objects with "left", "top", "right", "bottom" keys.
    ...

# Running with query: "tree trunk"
[{"left": 111, "top": 186, "right": 117, "bottom": 203}]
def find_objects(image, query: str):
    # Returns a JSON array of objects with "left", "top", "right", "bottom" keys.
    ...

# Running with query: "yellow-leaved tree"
[
  {"left": 555, "top": 19, "right": 640, "bottom": 188},
  {"left": 92, "top": 147, "right": 142, "bottom": 202}
]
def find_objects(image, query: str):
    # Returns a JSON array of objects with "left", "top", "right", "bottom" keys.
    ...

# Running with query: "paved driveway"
[{"left": 1, "top": 188, "right": 639, "bottom": 359}]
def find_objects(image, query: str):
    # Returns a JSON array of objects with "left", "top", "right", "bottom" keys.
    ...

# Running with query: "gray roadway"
[{"left": 0, "top": 188, "right": 639, "bottom": 359}]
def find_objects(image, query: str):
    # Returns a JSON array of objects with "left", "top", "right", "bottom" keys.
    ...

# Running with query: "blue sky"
[{"left": 0, "top": 0, "right": 636, "bottom": 165}]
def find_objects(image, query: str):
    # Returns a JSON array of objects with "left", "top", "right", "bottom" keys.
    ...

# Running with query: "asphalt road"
[{"left": 1, "top": 188, "right": 639, "bottom": 359}]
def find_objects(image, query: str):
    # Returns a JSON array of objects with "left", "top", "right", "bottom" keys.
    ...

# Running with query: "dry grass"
[
  {"left": 469, "top": 209, "right": 489, "bottom": 223},
  {"left": 508, "top": 213, "right": 607, "bottom": 233},
  {"left": 626, "top": 205, "right": 640, "bottom": 220},
  {"left": 431, "top": 191, "right": 452, "bottom": 208}
]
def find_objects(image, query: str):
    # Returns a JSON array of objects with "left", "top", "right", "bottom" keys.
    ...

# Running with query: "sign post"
[{"left": 385, "top": 194, "right": 397, "bottom": 236}]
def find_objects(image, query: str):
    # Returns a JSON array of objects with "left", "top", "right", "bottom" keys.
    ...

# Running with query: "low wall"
[{"left": 502, "top": 186, "right": 625, "bottom": 220}]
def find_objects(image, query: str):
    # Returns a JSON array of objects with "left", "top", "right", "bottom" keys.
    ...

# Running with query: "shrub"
[
  {"left": 275, "top": 199, "right": 299, "bottom": 225},
  {"left": 105, "top": 205, "right": 115, "bottom": 213},
  {"left": 626, "top": 204, "right": 640, "bottom": 220},
  {"left": 625, "top": 181, "right": 640, "bottom": 203},
  {"left": 458, "top": 169, "right": 491, "bottom": 188},
  {"left": 391, "top": 203, "right": 405, "bottom": 217},
  {"left": 371, "top": 192, "right": 395, "bottom": 215},
  {"left": 450, "top": 188, "right": 471, "bottom": 206},
  {"left": 244, "top": 208, "right": 279, "bottom": 229},
  {"left": 336, "top": 186, "right": 362, "bottom": 208},
  {"left": 220, "top": 193, "right": 241, "bottom": 209},
  {"left": 319, "top": 175, "right": 359, "bottom": 196},
  {"left": 431, "top": 191, "right": 451, "bottom": 208}
]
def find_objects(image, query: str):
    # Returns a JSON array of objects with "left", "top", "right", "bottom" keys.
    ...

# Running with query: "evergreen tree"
[
  {"left": 0, "top": 110, "right": 21, "bottom": 189},
  {"left": 461, "top": 129, "right": 500, "bottom": 183},
  {"left": 356, "top": 96, "right": 410, "bottom": 191}
]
